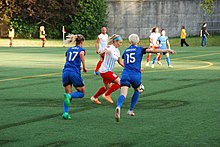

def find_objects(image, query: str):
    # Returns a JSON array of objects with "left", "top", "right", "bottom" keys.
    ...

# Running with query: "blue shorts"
[
  {"left": 62, "top": 71, "right": 84, "bottom": 87},
  {"left": 120, "top": 70, "right": 141, "bottom": 89}
]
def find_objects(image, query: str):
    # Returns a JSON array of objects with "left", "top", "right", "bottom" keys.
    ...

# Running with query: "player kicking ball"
[{"left": 115, "top": 34, "right": 175, "bottom": 122}]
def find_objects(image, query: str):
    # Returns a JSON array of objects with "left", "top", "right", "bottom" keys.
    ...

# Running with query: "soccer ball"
[{"left": 138, "top": 84, "right": 144, "bottom": 93}]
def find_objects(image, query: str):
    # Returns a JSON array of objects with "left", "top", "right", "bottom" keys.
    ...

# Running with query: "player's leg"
[
  {"left": 165, "top": 53, "right": 173, "bottom": 68},
  {"left": 145, "top": 53, "right": 151, "bottom": 66},
  {"left": 181, "top": 39, "right": 184, "bottom": 47},
  {"left": 94, "top": 55, "right": 104, "bottom": 75},
  {"left": 103, "top": 74, "right": 120, "bottom": 104},
  {"left": 115, "top": 86, "right": 129, "bottom": 122},
  {"left": 184, "top": 39, "right": 189, "bottom": 46},
  {"left": 152, "top": 53, "right": 160, "bottom": 68}
]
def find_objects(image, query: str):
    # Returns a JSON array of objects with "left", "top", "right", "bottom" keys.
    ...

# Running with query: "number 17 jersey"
[
  {"left": 63, "top": 46, "right": 85, "bottom": 74},
  {"left": 122, "top": 45, "right": 146, "bottom": 73}
]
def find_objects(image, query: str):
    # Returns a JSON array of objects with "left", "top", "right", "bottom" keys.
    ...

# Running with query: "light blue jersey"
[{"left": 158, "top": 36, "right": 168, "bottom": 49}]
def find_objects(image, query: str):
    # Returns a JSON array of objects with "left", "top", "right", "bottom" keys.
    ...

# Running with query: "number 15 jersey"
[
  {"left": 122, "top": 45, "right": 146, "bottom": 73},
  {"left": 63, "top": 46, "right": 86, "bottom": 74}
]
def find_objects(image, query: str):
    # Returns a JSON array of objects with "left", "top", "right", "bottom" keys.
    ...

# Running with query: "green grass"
[{"left": 0, "top": 45, "right": 220, "bottom": 146}]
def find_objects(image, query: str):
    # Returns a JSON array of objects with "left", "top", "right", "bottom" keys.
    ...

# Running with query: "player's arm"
[
  {"left": 117, "top": 57, "right": 124, "bottom": 67},
  {"left": 200, "top": 30, "right": 202, "bottom": 37},
  {"left": 145, "top": 48, "right": 175, "bottom": 55},
  {"left": 95, "top": 37, "right": 100, "bottom": 54},
  {"left": 80, "top": 51, "right": 87, "bottom": 72},
  {"left": 166, "top": 40, "right": 171, "bottom": 50}
]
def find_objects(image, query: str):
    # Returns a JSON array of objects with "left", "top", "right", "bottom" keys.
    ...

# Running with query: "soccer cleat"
[
  {"left": 94, "top": 71, "right": 100, "bottom": 76},
  {"left": 64, "top": 93, "right": 71, "bottom": 107},
  {"left": 145, "top": 62, "right": 150, "bottom": 66},
  {"left": 115, "top": 107, "right": 121, "bottom": 122},
  {"left": 151, "top": 64, "right": 155, "bottom": 68},
  {"left": 168, "top": 65, "right": 173, "bottom": 68},
  {"left": 157, "top": 61, "right": 162, "bottom": 66},
  {"left": 127, "top": 110, "right": 135, "bottom": 116},
  {"left": 102, "top": 94, "right": 114, "bottom": 104},
  {"left": 90, "top": 96, "right": 102, "bottom": 104},
  {"left": 62, "top": 112, "right": 72, "bottom": 120}
]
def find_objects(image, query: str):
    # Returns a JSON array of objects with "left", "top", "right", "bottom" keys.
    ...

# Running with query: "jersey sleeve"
[
  {"left": 98, "top": 34, "right": 102, "bottom": 39},
  {"left": 141, "top": 47, "right": 147, "bottom": 54}
]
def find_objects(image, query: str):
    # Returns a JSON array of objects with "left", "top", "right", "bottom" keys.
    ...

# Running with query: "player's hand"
[
  {"left": 168, "top": 49, "right": 176, "bottom": 55},
  {"left": 140, "top": 68, "right": 144, "bottom": 73},
  {"left": 83, "top": 68, "right": 88, "bottom": 72}
]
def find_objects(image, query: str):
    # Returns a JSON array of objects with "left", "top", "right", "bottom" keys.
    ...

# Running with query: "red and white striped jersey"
[{"left": 100, "top": 45, "right": 120, "bottom": 73}]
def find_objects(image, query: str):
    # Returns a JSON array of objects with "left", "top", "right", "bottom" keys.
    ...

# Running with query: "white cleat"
[
  {"left": 168, "top": 65, "right": 173, "bottom": 68},
  {"left": 127, "top": 110, "right": 135, "bottom": 116},
  {"left": 157, "top": 61, "right": 162, "bottom": 66},
  {"left": 115, "top": 107, "right": 121, "bottom": 122},
  {"left": 145, "top": 62, "right": 150, "bottom": 66},
  {"left": 151, "top": 64, "right": 155, "bottom": 68}
]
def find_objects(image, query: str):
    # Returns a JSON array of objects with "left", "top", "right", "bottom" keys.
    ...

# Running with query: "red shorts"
[
  {"left": 100, "top": 71, "right": 118, "bottom": 84},
  {"left": 41, "top": 38, "right": 46, "bottom": 41},
  {"left": 100, "top": 53, "right": 105, "bottom": 59},
  {"left": 150, "top": 45, "right": 159, "bottom": 49}
]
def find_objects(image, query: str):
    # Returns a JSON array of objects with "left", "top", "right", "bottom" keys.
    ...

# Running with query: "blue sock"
[
  {"left": 152, "top": 57, "right": 157, "bottom": 64},
  {"left": 166, "top": 57, "right": 171, "bottom": 66},
  {"left": 63, "top": 101, "right": 69, "bottom": 113},
  {"left": 116, "top": 95, "right": 125, "bottom": 108},
  {"left": 130, "top": 91, "right": 140, "bottom": 111},
  {"left": 70, "top": 92, "right": 84, "bottom": 99}
]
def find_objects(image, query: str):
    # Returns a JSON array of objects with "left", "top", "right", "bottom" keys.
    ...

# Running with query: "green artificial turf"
[{"left": 0, "top": 45, "right": 220, "bottom": 146}]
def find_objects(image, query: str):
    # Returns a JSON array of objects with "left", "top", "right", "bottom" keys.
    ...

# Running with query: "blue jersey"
[
  {"left": 158, "top": 36, "right": 168, "bottom": 49},
  {"left": 63, "top": 46, "right": 85, "bottom": 74},
  {"left": 122, "top": 45, "right": 146, "bottom": 73}
]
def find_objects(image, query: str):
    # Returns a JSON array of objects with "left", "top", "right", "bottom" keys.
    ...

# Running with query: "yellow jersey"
[
  {"left": 180, "top": 29, "right": 186, "bottom": 39},
  {"left": 40, "top": 30, "right": 46, "bottom": 39}
]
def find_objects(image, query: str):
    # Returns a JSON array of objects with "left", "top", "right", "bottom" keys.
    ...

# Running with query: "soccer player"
[
  {"left": 62, "top": 34, "right": 87, "bottom": 120},
  {"left": 8, "top": 26, "right": 14, "bottom": 47},
  {"left": 200, "top": 23, "right": 209, "bottom": 47},
  {"left": 39, "top": 26, "right": 46, "bottom": 47},
  {"left": 91, "top": 34, "right": 124, "bottom": 104},
  {"left": 180, "top": 26, "right": 189, "bottom": 47},
  {"left": 146, "top": 26, "right": 162, "bottom": 66},
  {"left": 152, "top": 29, "right": 173, "bottom": 68},
  {"left": 94, "top": 27, "right": 108, "bottom": 75},
  {"left": 114, "top": 34, "right": 175, "bottom": 122}
]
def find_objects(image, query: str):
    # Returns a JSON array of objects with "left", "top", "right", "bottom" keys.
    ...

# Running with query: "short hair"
[
  {"left": 128, "top": 34, "right": 140, "bottom": 45},
  {"left": 66, "top": 34, "right": 85, "bottom": 45}
]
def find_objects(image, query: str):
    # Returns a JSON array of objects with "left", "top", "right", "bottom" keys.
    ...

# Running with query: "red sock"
[
  {"left": 147, "top": 54, "right": 151, "bottom": 62},
  {"left": 10, "top": 42, "right": 12, "bottom": 47},
  {"left": 95, "top": 60, "right": 103, "bottom": 72},
  {"left": 42, "top": 42, "right": 45, "bottom": 47},
  {"left": 94, "top": 86, "right": 106, "bottom": 98},
  {"left": 105, "top": 83, "right": 120, "bottom": 96},
  {"left": 158, "top": 54, "right": 161, "bottom": 61}
]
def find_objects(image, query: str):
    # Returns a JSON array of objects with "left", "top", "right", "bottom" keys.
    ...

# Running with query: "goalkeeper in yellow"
[{"left": 39, "top": 26, "right": 47, "bottom": 47}]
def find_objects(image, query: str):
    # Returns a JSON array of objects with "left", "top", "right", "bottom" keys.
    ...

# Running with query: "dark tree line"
[{"left": 0, "top": 0, "right": 108, "bottom": 39}]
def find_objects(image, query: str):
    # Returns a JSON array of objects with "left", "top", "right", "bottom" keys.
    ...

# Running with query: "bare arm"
[
  {"left": 95, "top": 38, "right": 100, "bottom": 54},
  {"left": 80, "top": 51, "right": 87, "bottom": 72},
  {"left": 200, "top": 30, "right": 202, "bottom": 37},
  {"left": 166, "top": 40, "right": 171, "bottom": 50},
  {"left": 145, "top": 48, "right": 175, "bottom": 55},
  {"left": 117, "top": 57, "right": 124, "bottom": 67}
]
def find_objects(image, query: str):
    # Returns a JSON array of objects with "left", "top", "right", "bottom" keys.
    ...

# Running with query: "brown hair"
[{"left": 66, "top": 34, "right": 85, "bottom": 45}]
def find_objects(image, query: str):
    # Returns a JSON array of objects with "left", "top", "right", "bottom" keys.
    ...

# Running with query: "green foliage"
[
  {"left": 70, "top": 0, "right": 108, "bottom": 39},
  {"left": 200, "top": 0, "right": 216, "bottom": 16},
  {"left": 10, "top": 16, "right": 37, "bottom": 38}
]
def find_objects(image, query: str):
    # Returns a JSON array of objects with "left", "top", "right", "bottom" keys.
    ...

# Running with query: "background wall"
[{"left": 107, "top": 0, "right": 220, "bottom": 38}]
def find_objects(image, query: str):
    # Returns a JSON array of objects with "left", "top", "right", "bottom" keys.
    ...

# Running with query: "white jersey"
[
  {"left": 149, "top": 32, "right": 160, "bottom": 45},
  {"left": 99, "top": 45, "right": 120, "bottom": 73},
  {"left": 98, "top": 33, "right": 108, "bottom": 52}
]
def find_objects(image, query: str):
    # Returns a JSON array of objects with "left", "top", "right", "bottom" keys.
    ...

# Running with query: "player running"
[
  {"left": 39, "top": 26, "right": 46, "bottom": 47},
  {"left": 94, "top": 27, "right": 108, "bottom": 75},
  {"left": 152, "top": 29, "right": 173, "bottom": 68},
  {"left": 146, "top": 27, "right": 162, "bottom": 66},
  {"left": 62, "top": 34, "right": 87, "bottom": 120},
  {"left": 91, "top": 34, "right": 124, "bottom": 104},
  {"left": 115, "top": 34, "right": 175, "bottom": 122}
]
